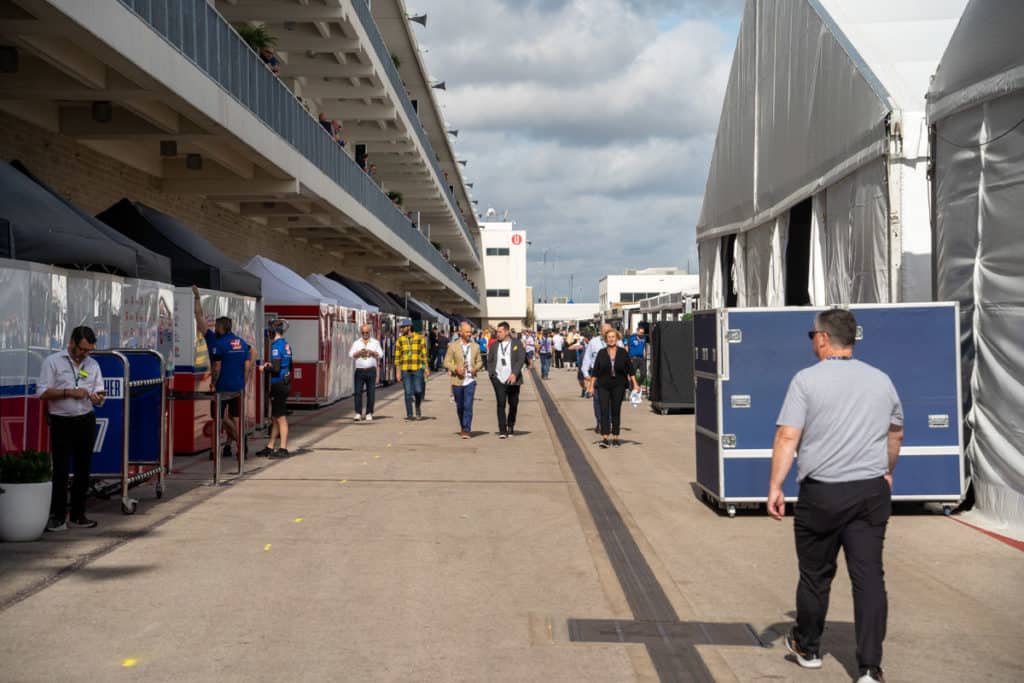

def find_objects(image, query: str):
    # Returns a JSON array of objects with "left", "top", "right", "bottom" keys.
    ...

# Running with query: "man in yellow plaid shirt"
[{"left": 395, "top": 318, "right": 430, "bottom": 419}]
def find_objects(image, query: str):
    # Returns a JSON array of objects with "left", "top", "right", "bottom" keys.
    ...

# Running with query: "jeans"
[
  {"left": 539, "top": 353, "right": 551, "bottom": 378},
  {"left": 401, "top": 369, "right": 425, "bottom": 416},
  {"left": 491, "top": 378, "right": 521, "bottom": 434},
  {"left": 597, "top": 383, "right": 626, "bottom": 436},
  {"left": 794, "top": 477, "right": 891, "bottom": 671},
  {"left": 452, "top": 381, "right": 476, "bottom": 432},
  {"left": 353, "top": 367, "right": 377, "bottom": 415},
  {"left": 554, "top": 350, "right": 563, "bottom": 368},
  {"left": 592, "top": 389, "right": 601, "bottom": 427},
  {"left": 49, "top": 412, "right": 96, "bottom": 520}
]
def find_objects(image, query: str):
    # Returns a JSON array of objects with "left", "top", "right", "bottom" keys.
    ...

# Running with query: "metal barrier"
[
  {"left": 167, "top": 388, "right": 245, "bottom": 486},
  {"left": 90, "top": 350, "right": 168, "bottom": 514}
]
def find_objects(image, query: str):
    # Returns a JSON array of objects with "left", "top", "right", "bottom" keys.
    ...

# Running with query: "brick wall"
[{"left": 0, "top": 111, "right": 346, "bottom": 278}]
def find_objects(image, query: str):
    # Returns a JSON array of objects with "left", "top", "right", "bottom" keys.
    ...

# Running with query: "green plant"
[
  {"left": 391, "top": 53, "right": 401, "bottom": 69},
  {"left": 387, "top": 191, "right": 404, "bottom": 206},
  {"left": 0, "top": 450, "right": 53, "bottom": 484},
  {"left": 431, "top": 241, "right": 442, "bottom": 251},
  {"left": 236, "top": 25, "right": 277, "bottom": 51}
]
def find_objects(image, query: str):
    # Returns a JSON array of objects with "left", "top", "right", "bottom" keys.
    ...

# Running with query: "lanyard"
[{"left": 66, "top": 357, "right": 85, "bottom": 388}]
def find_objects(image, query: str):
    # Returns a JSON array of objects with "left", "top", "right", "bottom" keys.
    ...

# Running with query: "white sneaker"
[
  {"left": 784, "top": 630, "right": 822, "bottom": 669},
  {"left": 354, "top": 414, "right": 363, "bottom": 421},
  {"left": 365, "top": 414, "right": 373, "bottom": 422}
]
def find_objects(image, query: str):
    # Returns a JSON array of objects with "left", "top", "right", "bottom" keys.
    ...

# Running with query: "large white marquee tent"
[
  {"left": 698, "top": 0, "right": 967, "bottom": 308},
  {"left": 928, "top": 0, "right": 1024, "bottom": 534}
]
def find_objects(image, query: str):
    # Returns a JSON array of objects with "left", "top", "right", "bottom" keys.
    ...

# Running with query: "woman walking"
[{"left": 587, "top": 328, "right": 641, "bottom": 448}]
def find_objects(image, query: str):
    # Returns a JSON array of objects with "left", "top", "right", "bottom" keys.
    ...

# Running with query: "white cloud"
[{"left": 412, "top": 0, "right": 741, "bottom": 300}]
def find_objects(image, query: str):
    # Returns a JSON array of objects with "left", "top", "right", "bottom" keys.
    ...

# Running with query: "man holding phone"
[
  {"left": 37, "top": 326, "right": 105, "bottom": 531},
  {"left": 486, "top": 321, "right": 526, "bottom": 439},
  {"left": 349, "top": 323, "right": 383, "bottom": 421}
]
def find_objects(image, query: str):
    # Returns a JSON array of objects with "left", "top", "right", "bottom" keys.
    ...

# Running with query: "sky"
[{"left": 413, "top": 0, "right": 744, "bottom": 301}]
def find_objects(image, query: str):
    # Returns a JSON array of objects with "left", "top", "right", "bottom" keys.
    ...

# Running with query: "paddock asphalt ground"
[{"left": 1, "top": 368, "right": 1021, "bottom": 681}]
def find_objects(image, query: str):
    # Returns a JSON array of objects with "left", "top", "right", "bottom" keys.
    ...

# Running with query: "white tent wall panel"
[
  {"left": 823, "top": 159, "right": 889, "bottom": 304},
  {"left": 934, "top": 88, "right": 1024, "bottom": 532}
]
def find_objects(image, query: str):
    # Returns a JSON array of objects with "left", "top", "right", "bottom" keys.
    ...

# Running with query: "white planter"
[{"left": 0, "top": 481, "right": 52, "bottom": 542}]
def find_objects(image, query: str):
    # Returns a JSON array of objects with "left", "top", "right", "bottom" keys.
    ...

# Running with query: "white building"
[
  {"left": 480, "top": 219, "right": 528, "bottom": 328},
  {"left": 599, "top": 268, "right": 699, "bottom": 313}
]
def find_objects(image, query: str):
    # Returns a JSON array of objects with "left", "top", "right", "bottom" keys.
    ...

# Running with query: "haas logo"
[
  {"left": 230, "top": 338, "right": 243, "bottom": 351},
  {"left": 511, "top": 234, "right": 523, "bottom": 246}
]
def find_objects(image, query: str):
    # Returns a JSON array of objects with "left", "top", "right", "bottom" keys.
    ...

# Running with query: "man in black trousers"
[
  {"left": 486, "top": 321, "right": 525, "bottom": 439},
  {"left": 768, "top": 309, "right": 903, "bottom": 683}
]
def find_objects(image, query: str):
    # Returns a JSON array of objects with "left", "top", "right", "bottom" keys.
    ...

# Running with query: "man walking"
[
  {"left": 444, "top": 321, "right": 483, "bottom": 439},
  {"left": 487, "top": 322, "right": 526, "bottom": 438},
  {"left": 350, "top": 323, "right": 382, "bottom": 422},
  {"left": 37, "top": 326, "right": 105, "bottom": 530},
  {"left": 434, "top": 327, "right": 449, "bottom": 372},
  {"left": 768, "top": 309, "right": 903, "bottom": 683},
  {"left": 394, "top": 318, "right": 429, "bottom": 420},
  {"left": 552, "top": 329, "right": 564, "bottom": 369},
  {"left": 538, "top": 330, "right": 553, "bottom": 379},
  {"left": 626, "top": 324, "right": 648, "bottom": 392}
]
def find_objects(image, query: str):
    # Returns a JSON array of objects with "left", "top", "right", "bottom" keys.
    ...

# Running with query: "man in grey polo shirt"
[{"left": 768, "top": 308, "right": 903, "bottom": 683}]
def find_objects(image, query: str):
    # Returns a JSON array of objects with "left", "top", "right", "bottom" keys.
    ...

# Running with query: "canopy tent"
[
  {"left": 409, "top": 296, "right": 447, "bottom": 327},
  {"left": 97, "top": 199, "right": 261, "bottom": 298},
  {"left": 391, "top": 292, "right": 434, "bottom": 323},
  {"left": 0, "top": 161, "right": 137, "bottom": 275},
  {"left": 697, "top": 0, "right": 966, "bottom": 307},
  {"left": 243, "top": 256, "right": 332, "bottom": 306},
  {"left": 928, "top": 0, "right": 1024, "bottom": 533},
  {"left": 326, "top": 272, "right": 405, "bottom": 316},
  {"left": 11, "top": 161, "right": 172, "bottom": 282},
  {"left": 306, "top": 273, "right": 377, "bottom": 312}
]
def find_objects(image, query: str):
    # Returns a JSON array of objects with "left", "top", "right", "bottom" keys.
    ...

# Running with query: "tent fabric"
[
  {"left": 390, "top": 293, "right": 432, "bottom": 322},
  {"left": 0, "top": 162, "right": 138, "bottom": 275},
  {"left": 97, "top": 199, "right": 261, "bottom": 298},
  {"left": 408, "top": 296, "right": 446, "bottom": 326},
  {"left": 697, "top": 0, "right": 966, "bottom": 307},
  {"left": 243, "top": 256, "right": 330, "bottom": 305},
  {"left": 926, "top": 0, "right": 1024, "bottom": 121},
  {"left": 326, "top": 272, "right": 405, "bottom": 315},
  {"left": 306, "top": 273, "right": 377, "bottom": 312},
  {"left": 929, "top": 0, "right": 1024, "bottom": 533},
  {"left": 10, "top": 161, "right": 172, "bottom": 283}
]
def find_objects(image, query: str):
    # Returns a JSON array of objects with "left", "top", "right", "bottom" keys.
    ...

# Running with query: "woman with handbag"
[{"left": 587, "top": 328, "right": 641, "bottom": 448}]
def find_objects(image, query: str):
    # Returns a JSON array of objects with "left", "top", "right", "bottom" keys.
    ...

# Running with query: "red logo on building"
[{"left": 511, "top": 234, "right": 523, "bottom": 246}]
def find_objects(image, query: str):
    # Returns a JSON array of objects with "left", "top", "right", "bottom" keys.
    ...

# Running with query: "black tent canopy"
[
  {"left": 11, "top": 161, "right": 172, "bottom": 282},
  {"left": 0, "top": 161, "right": 138, "bottom": 275},
  {"left": 97, "top": 199, "right": 261, "bottom": 297},
  {"left": 389, "top": 292, "right": 433, "bottom": 321},
  {"left": 326, "top": 272, "right": 405, "bottom": 315}
]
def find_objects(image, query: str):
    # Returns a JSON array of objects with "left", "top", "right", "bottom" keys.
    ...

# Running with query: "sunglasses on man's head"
[{"left": 807, "top": 330, "right": 826, "bottom": 340}]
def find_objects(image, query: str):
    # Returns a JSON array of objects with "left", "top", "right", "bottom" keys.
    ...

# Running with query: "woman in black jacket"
[{"left": 587, "top": 328, "right": 641, "bottom": 448}]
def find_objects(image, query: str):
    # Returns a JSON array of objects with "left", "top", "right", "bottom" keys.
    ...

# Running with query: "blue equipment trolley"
[{"left": 694, "top": 303, "right": 964, "bottom": 518}]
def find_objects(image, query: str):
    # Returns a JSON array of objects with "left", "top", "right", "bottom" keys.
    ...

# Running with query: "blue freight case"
[{"left": 694, "top": 304, "right": 964, "bottom": 517}]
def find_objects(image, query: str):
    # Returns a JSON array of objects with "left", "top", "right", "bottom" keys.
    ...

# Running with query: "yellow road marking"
[
  {"left": 122, "top": 659, "right": 138, "bottom": 668},
  {"left": 264, "top": 544, "right": 272, "bottom": 551},
  {"left": 294, "top": 517, "right": 303, "bottom": 523},
  {"left": 339, "top": 479, "right": 348, "bottom": 484}
]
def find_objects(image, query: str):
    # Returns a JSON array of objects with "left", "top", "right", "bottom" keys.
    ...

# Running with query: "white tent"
[
  {"left": 306, "top": 273, "right": 378, "bottom": 312},
  {"left": 244, "top": 256, "right": 335, "bottom": 306},
  {"left": 698, "top": 0, "right": 967, "bottom": 308},
  {"left": 928, "top": 0, "right": 1024, "bottom": 534}
]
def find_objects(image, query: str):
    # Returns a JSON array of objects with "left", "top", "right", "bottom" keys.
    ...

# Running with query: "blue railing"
[
  {"left": 117, "top": 0, "right": 479, "bottom": 305},
  {"left": 349, "top": 0, "right": 478, "bottom": 260}
]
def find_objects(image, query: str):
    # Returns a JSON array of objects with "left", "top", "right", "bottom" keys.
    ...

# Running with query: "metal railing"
[
  {"left": 349, "top": 0, "right": 478, "bottom": 261},
  {"left": 117, "top": 0, "right": 479, "bottom": 305}
]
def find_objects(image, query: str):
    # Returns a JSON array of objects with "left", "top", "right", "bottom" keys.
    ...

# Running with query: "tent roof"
[
  {"left": 10, "top": 161, "right": 172, "bottom": 282},
  {"left": 244, "top": 256, "right": 331, "bottom": 306},
  {"left": 409, "top": 296, "right": 446, "bottom": 326},
  {"left": 927, "top": 0, "right": 1024, "bottom": 121},
  {"left": 697, "top": 0, "right": 966, "bottom": 241},
  {"left": 326, "top": 272, "right": 405, "bottom": 315},
  {"left": 306, "top": 274, "right": 378, "bottom": 312},
  {"left": 97, "top": 199, "right": 261, "bottom": 297},
  {"left": 391, "top": 293, "right": 433, "bottom": 322},
  {"left": 0, "top": 161, "right": 138, "bottom": 275}
]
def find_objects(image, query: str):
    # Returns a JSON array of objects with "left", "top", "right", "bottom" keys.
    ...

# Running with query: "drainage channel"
[{"left": 531, "top": 368, "right": 765, "bottom": 682}]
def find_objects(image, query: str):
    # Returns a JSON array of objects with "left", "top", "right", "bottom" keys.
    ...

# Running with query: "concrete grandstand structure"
[{"left": 0, "top": 0, "right": 483, "bottom": 316}]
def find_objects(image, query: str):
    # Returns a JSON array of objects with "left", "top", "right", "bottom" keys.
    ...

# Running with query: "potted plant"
[
  {"left": 0, "top": 450, "right": 53, "bottom": 542},
  {"left": 235, "top": 24, "right": 277, "bottom": 52}
]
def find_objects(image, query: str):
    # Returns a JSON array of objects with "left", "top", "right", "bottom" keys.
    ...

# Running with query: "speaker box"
[{"left": 650, "top": 320, "right": 694, "bottom": 411}]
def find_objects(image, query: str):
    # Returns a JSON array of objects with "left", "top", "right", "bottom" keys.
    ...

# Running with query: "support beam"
[
  {"left": 295, "top": 82, "right": 385, "bottom": 100},
  {"left": 216, "top": 4, "right": 346, "bottom": 22},
  {"left": 271, "top": 34, "right": 360, "bottom": 53},
  {"left": 278, "top": 56, "right": 373, "bottom": 79},
  {"left": 17, "top": 35, "right": 107, "bottom": 89},
  {"left": 163, "top": 179, "right": 301, "bottom": 197},
  {"left": 320, "top": 102, "right": 396, "bottom": 121},
  {"left": 236, "top": 201, "right": 315, "bottom": 216}
]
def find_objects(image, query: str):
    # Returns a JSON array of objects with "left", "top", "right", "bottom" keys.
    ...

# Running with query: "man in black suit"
[{"left": 487, "top": 321, "right": 526, "bottom": 439}]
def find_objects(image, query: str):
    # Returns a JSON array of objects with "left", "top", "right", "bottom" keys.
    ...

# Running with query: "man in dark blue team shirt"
[
  {"left": 626, "top": 324, "right": 648, "bottom": 390},
  {"left": 258, "top": 319, "right": 292, "bottom": 458},
  {"left": 193, "top": 285, "right": 255, "bottom": 459}
]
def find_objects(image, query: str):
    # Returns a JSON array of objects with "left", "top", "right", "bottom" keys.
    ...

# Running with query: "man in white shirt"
[
  {"left": 36, "top": 326, "right": 106, "bottom": 531},
  {"left": 581, "top": 323, "right": 624, "bottom": 433},
  {"left": 552, "top": 330, "right": 565, "bottom": 368},
  {"left": 350, "top": 324, "right": 383, "bottom": 421}
]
